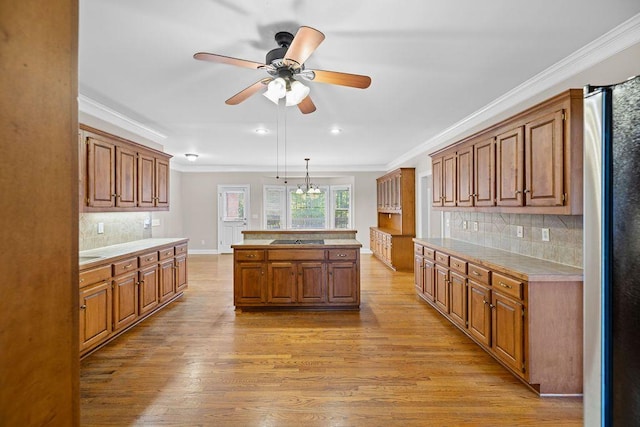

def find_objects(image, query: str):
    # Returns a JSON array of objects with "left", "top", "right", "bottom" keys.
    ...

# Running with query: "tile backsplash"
[
  {"left": 80, "top": 212, "right": 152, "bottom": 251},
  {"left": 448, "top": 212, "right": 583, "bottom": 268}
]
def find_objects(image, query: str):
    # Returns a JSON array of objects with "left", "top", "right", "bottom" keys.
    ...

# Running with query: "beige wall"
[{"left": 175, "top": 170, "right": 380, "bottom": 252}]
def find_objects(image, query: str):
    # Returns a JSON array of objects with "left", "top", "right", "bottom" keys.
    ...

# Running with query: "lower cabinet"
[
  {"left": 79, "top": 240, "right": 189, "bottom": 357},
  {"left": 370, "top": 228, "right": 414, "bottom": 271},
  {"left": 234, "top": 247, "right": 360, "bottom": 309},
  {"left": 413, "top": 239, "right": 583, "bottom": 395}
]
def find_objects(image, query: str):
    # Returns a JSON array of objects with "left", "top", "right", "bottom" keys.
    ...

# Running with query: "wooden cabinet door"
[
  {"left": 268, "top": 262, "right": 297, "bottom": 303},
  {"left": 234, "top": 262, "right": 266, "bottom": 304},
  {"left": 456, "top": 145, "right": 474, "bottom": 207},
  {"left": 328, "top": 262, "right": 358, "bottom": 304},
  {"left": 414, "top": 255, "right": 424, "bottom": 293},
  {"left": 468, "top": 280, "right": 491, "bottom": 347},
  {"left": 432, "top": 156, "right": 443, "bottom": 206},
  {"left": 138, "top": 265, "right": 159, "bottom": 315},
  {"left": 449, "top": 271, "right": 467, "bottom": 328},
  {"left": 525, "top": 109, "right": 565, "bottom": 207},
  {"left": 297, "top": 262, "right": 327, "bottom": 303},
  {"left": 155, "top": 157, "right": 170, "bottom": 207},
  {"left": 175, "top": 254, "right": 188, "bottom": 293},
  {"left": 158, "top": 259, "right": 175, "bottom": 303},
  {"left": 112, "top": 272, "right": 138, "bottom": 331},
  {"left": 86, "top": 136, "right": 115, "bottom": 207},
  {"left": 474, "top": 137, "right": 495, "bottom": 207},
  {"left": 137, "top": 153, "right": 155, "bottom": 208},
  {"left": 496, "top": 126, "right": 524, "bottom": 206},
  {"left": 492, "top": 292, "right": 525, "bottom": 375},
  {"left": 79, "top": 281, "right": 112, "bottom": 352},
  {"left": 423, "top": 259, "right": 435, "bottom": 302},
  {"left": 115, "top": 145, "right": 137, "bottom": 207},
  {"left": 434, "top": 265, "right": 449, "bottom": 313},
  {"left": 442, "top": 152, "right": 457, "bottom": 207}
]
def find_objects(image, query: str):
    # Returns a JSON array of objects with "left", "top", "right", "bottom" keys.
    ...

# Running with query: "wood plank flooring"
[{"left": 80, "top": 254, "right": 582, "bottom": 426}]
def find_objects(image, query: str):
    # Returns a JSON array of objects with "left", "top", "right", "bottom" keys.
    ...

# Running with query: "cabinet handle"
[
  {"left": 246, "top": 254, "right": 255, "bottom": 258},
  {"left": 111, "top": 193, "right": 117, "bottom": 197},
  {"left": 123, "top": 264, "right": 132, "bottom": 269},
  {"left": 165, "top": 251, "right": 172, "bottom": 256},
  {"left": 79, "top": 278, "right": 84, "bottom": 283},
  {"left": 146, "top": 257, "right": 154, "bottom": 261},
  {"left": 482, "top": 299, "right": 489, "bottom": 305},
  {"left": 139, "top": 280, "right": 144, "bottom": 285},
  {"left": 514, "top": 190, "right": 521, "bottom": 195},
  {"left": 499, "top": 282, "right": 513, "bottom": 289},
  {"left": 523, "top": 189, "right": 530, "bottom": 193},
  {"left": 454, "top": 263, "right": 460, "bottom": 267},
  {"left": 80, "top": 305, "right": 86, "bottom": 310},
  {"left": 472, "top": 271, "right": 481, "bottom": 276},
  {"left": 336, "top": 253, "right": 347, "bottom": 257}
]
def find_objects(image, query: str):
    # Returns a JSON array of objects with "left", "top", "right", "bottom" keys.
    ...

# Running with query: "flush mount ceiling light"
[
  {"left": 255, "top": 127, "right": 269, "bottom": 135},
  {"left": 185, "top": 153, "right": 199, "bottom": 162},
  {"left": 330, "top": 127, "right": 342, "bottom": 135},
  {"left": 296, "top": 158, "right": 321, "bottom": 195}
]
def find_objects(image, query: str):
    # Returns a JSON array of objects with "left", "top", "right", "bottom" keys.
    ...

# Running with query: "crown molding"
[
  {"left": 78, "top": 94, "right": 167, "bottom": 142},
  {"left": 387, "top": 12, "right": 640, "bottom": 170}
]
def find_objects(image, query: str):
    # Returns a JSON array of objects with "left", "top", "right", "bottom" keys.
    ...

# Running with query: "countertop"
[
  {"left": 413, "top": 237, "right": 583, "bottom": 282},
  {"left": 79, "top": 238, "right": 189, "bottom": 269},
  {"left": 232, "top": 239, "right": 362, "bottom": 249}
]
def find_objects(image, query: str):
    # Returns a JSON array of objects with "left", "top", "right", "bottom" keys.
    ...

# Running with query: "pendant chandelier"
[{"left": 296, "top": 158, "right": 321, "bottom": 194}]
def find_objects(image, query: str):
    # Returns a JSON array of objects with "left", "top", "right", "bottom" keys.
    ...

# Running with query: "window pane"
[
  {"left": 265, "top": 187, "right": 284, "bottom": 229},
  {"left": 333, "top": 188, "right": 350, "bottom": 229},
  {"left": 223, "top": 191, "right": 244, "bottom": 221},
  {"left": 290, "top": 190, "right": 326, "bottom": 229}
]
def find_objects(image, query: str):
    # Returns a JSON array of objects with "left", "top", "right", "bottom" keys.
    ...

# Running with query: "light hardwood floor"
[{"left": 80, "top": 254, "right": 583, "bottom": 426}]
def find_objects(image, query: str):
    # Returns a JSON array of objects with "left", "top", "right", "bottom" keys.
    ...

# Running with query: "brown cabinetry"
[
  {"left": 430, "top": 89, "right": 583, "bottom": 215},
  {"left": 79, "top": 239, "right": 188, "bottom": 358},
  {"left": 233, "top": 246, "right": 360, "bottom": 309},
  {"left": 80, "top": 124, "right": 172, "bottom": 212},
  {"left": 413, "top": 238, "right": 582, "bottom": 395},
  {"left": 372, "top": 168, "right": 415, "bottom": 271}
]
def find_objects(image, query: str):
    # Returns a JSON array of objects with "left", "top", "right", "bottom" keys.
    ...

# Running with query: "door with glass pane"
[{"left": 218, "top": 185, "right": 250, "bottom": 253}]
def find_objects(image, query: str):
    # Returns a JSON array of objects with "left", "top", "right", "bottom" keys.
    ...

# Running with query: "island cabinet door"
[
  {"left": 328, "top": 262, "right": 359, "bottom": 304},
  {"left": 297, "top": 262, "right": 327, "bottom": 303},
  {"left": 267, "top": 262, "right": 297, "bottom": 303},
  {"left": 235, "top": 262, "right": 266, "bottom": 304}
]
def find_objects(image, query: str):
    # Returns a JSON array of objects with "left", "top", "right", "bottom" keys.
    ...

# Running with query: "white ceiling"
[{"left": 79, "top": 1, "right": 640, "bottom": 173}]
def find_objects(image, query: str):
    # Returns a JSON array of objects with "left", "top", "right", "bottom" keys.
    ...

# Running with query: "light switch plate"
[
  {"left": 463, "top": 221, "right": 467, "bottom": 230},
  {"left": 516, "top": 225, "right": 523, "bottom": 238},
  {"left": 541, "top": 228, "right": 550, "bottom": 241},
  {"left": 473, "top": 221, "right": 479, "bottom": 232},
  {"left": 97, "top": 222, "right": 104, "bottom": 234},
  {"left": 152, "top": 219, "right": 160, "bottom": 226}
]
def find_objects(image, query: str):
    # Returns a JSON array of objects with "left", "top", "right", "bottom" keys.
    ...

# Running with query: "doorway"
[{"left": 217, "top": 185, "right": 250, "bottom": 253}]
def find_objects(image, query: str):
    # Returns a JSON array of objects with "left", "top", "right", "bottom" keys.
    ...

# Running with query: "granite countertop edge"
[
  {"left": 413, "top": 237, "right": 583, "bottom": 282},
  {"left": 79, "top": 238, "right": 189, "bottom": 269},
  {"left": 232, "top": 239, "right": 362, "bottom": 249}
]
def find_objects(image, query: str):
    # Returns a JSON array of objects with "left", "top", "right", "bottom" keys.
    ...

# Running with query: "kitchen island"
[{"left": 232, "top": 230, "right": 362, "bottom": 310}]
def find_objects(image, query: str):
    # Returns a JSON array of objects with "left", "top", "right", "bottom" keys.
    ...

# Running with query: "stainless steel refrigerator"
[{"left": 584, "top": 75, "right": 640, "bottom": 426}]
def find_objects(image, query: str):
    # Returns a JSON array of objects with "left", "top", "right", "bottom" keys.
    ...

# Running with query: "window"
[
  {"left": 222, "top": 190, "right": 245, "bottom": 221},
  {"left": 263, "top": 184, "right": 352, "bottom": 230}
]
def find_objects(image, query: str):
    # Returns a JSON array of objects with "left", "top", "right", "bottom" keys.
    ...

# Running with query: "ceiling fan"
[{"left": 193, "top": 26, "right": 371, "bottom": 114}]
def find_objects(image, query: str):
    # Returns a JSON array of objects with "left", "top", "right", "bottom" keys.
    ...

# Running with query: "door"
[
  {"left": 112, "top": 272, "right": 138, "bottom": 331},
  {"left": 298, "top": 262, "right": 326, "bottom": 303},
  {"left": 496, "top": 126, "right": 524, "bottom": 206},
  {"left": 434, "top": 265, "right": 449, "bottom": 313},
  {"left": 218, "top": 185, "right": 250, "bottom": 254}
]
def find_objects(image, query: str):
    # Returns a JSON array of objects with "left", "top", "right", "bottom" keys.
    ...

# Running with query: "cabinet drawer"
[
  {"left": 449, "top": 256, "right": 467, "bottom": 274},
  {"left": 79, "top": 265, "right": 111, "bottom": 288},
  {"left": 435, "top": 251, "right": 450, "bottom": 265},
  {"left": 414, "top": 244, "right": 423, "bottom": 255},
  {"left": 423, "top": 247, "right": 435, "bottom": 260},
  {"left": 235, "top": 250, "right": 265, "bottom": 262},
  {"left": 268, "top": 249, "right": 325, "bottom": 261},
  {"left": 468, "top": 263, "right": 490, "bottom": 285},
  {"left": 158, "top": 247, "right": 175, "bottom": 260},
  {"left": 112, "top": 257, "right": 138, "bottom": 276},
  {"left": 328, "top": 249, "right": 357, "bottom": 261},
  {"left": 175, "top": 243, "right": 188, "bottom": 256},
  {"left": 139, "top": 251, "right": 158, "bottom": 268},
  {"left": 492, "top": 272, "right": 523, "bottom": 300}
]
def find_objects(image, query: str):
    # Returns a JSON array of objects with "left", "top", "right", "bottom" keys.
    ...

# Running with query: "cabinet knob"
[
  {"left": 80, "top": 305, "right": 86, "bottom": 310},
  {"left": 523, "top": 189, "right": 531, "bottom": 194}
]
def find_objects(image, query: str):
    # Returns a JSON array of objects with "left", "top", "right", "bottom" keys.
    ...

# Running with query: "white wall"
[{"left": 168, "top": 170, "right": 380, "bottom": 253}]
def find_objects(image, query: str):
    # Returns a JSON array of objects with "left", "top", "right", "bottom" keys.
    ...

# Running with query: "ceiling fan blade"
[
  {"left": 225, "top": 78, "right": 272, "bottom": 105},
  {"left": 297, "top": 95, "right": 316, "bottom": 114},
  {"left": 284, "top": 26, "right": 325, "bottom": 68},
  {"left": 194, "top": 52, "right": 264, "bottom": 70},
  {"left": 310, "top": 69, "right": 371, "bottom": 89}
]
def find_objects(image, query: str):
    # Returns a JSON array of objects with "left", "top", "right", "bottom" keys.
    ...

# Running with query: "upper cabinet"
[
  {"left": 430, "top": 89, "right": 583, "bottom": 215},
  {"left": 80, "top": 125, "right": 172, "bottom": 212}
]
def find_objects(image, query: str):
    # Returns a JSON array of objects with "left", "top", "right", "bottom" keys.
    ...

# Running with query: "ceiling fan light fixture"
[
  {"left": 263, "top": 77, "right": 287, "bottom": 104},
  {"left": 285, "top": 80, "right": 310, "bottom": 106}
]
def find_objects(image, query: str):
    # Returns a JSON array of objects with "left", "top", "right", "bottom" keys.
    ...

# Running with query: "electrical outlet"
[
  {"left": 473, "top": 221, "right": 479, "bottom": 232},
  {"left": 152, "top": 218, "right": 160, "bottom": 226},
  {"left": 541, "top": 228, "right": 550, "bottom": 241},
  {"left": 446, "top": 218, "right": 450, "bottom": 228},
  {"left": 516, "top": 225, "right": 523, "bottom": 238},
  {"left": 463, "top": 221, "right": 468, "bottom": 230}
]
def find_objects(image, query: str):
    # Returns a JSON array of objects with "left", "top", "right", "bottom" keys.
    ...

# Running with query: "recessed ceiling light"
[
  {"left": 255, "top": 128, "right": 269, "bottom": 135},
  {"left": 330, "top": 128, "right": 342, "bottom": 135}
]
